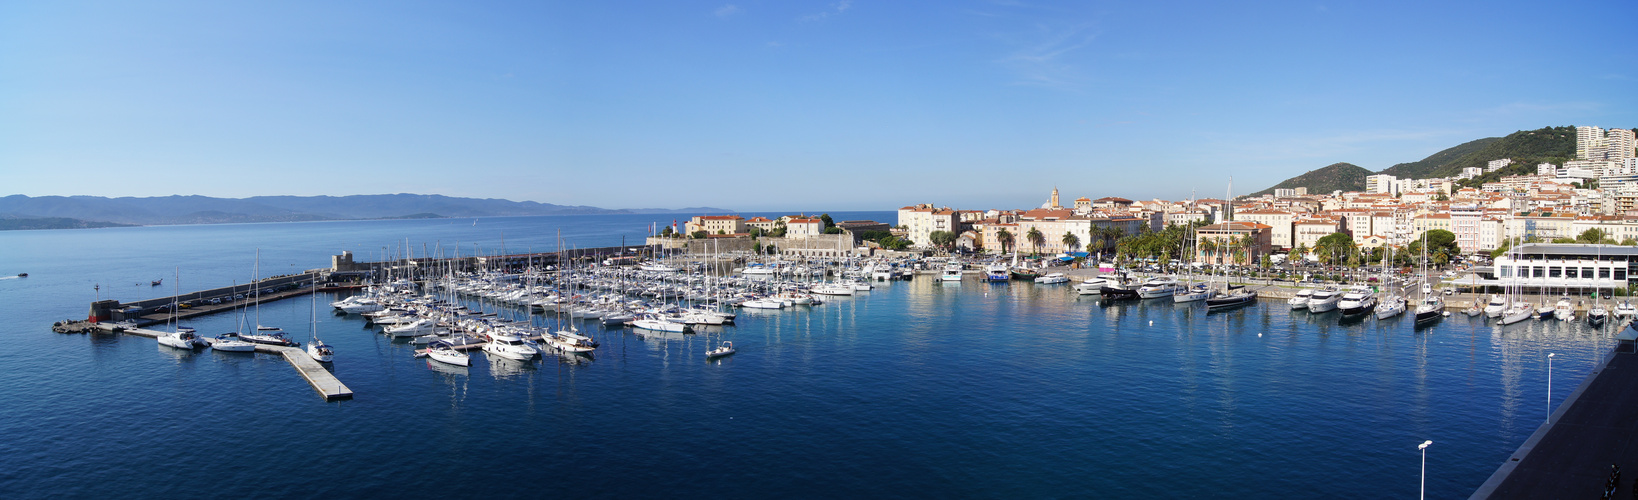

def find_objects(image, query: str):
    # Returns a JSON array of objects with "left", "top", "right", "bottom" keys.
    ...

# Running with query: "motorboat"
[
  {"left": 985, "top": 264, "right": 1010, "bottom": 282},
  {"left": 1034, "top": 273, "right": 1069, "bottom": 284},
  {"left": 1483, "top": 294, "right": 1508, "bottom": 318},
  {"left": 706, "top": 341, "right": 736, "bottom": 359},
  {"left": 940, "top": 263, "right": 964, "bottom": 282},
  {"left": 1553, "top": 296, "right": 1575, "bottom": 321},
  {"left": 632, "top": 313, "right": 691, "bottom": 333},
  {"left": 1616, "top": 300, "right": 1638, "bottom": 319},
  {"left": 1136, "top": 278, "right": 1183, "bottom": 299},
  {"left": 157, "top": 329, "right": 200, "bottom": 350},
  {"left": 546, "top": 330, "right": 598, "bottom": 353},
  {"left": 1306, "top": 287, "right": 1344, "bottom": 313},
  {"left": 1173, "top": 284, "right": 1212, "bottom": 303},
  {"left": 1010, "top": 268, "right": 1039, "bottom": 281},
  {"left": 384, "top": 318, "right": 439, "bottom": 338},
  {"left": 1074, "top": 278, "right": 1107, "bottom": 295},
  {"left": 739, "top": 298, "right": 784, "bottom": 309},
  {"left": 425, "top": 340, "right": 470, "bottom": 366},
  {"left": 1288, "top": 288, "right": 1314, "bottom": 310},
  {"left": 1375, "top": 294, "right": 1406, "bottom": 320},
  {"left": 210, "top": 332, "right": 257, "bottom": 352},
  {"left": 1337, "top": 286, "right": 1377, "bottom": 317},
  {"left": 482, "top": 332, "right": 539, "bottom": 360},
  {"left": 811, "top": 282, "right": 855, "bottom": 296},
  {"left": 1205, "top": 289, "right": 1257, "bottom": 310},
  {"left": 1414, "top": 295, "right": 1445, "bottom": 324},
  {"left": 1098, "top": 280, "right": 1140, "bottom": 301}
]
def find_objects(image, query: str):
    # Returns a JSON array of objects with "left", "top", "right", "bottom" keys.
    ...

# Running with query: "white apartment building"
[
  {"left": 1460, "top": 167, "right": 1484, "bottom": 180},
  {"left": 1488, "top": 158, "right": 1514, "bottom": 172},
  {"left": 1233, "top": 209, "right": 1295, "bottom": 249},
  {"left": 897, "top": 204, "right": 960, "bottom": 249},
  {"left": 1365, "top": 174, "right": 1398, "bottom": 195},
  {"left": 1537, "top": 163, "right": 1559, "bottom": 176}
]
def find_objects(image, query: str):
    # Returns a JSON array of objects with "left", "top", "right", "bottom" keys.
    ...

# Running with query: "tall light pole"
[
  {"left": 1548, "top": 352, "right": 1555, "bottom": 423},
  {"left": 1419, "top": 440, "right": 1433, "bottom": 500}
]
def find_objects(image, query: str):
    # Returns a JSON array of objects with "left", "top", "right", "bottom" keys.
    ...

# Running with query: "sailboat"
[
  {"left": 243, "top": 250, "right": 299, "bottom": 347},
  {"left": 157, "top": 268, "right": 201, "bottom": 350},
  {"left": 305, "top": 277, "right": 334, "bottom": 362},
  {"left": 211, "top": 280, "right": 259, "bottom": 352},
  {"left": 1413, "top": 233, "right": 1444, "bottom": 325},
  {"left": 1375, "top": 247, "right": 1406, "bottom": 320},
  {"left": 1589, "top": 245, "right": 1609, "bottom": 327}
]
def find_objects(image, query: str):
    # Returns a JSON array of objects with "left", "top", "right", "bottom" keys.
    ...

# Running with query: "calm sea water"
[{"left": 0, "top": 213, "right": 1613, "bottom": 498}]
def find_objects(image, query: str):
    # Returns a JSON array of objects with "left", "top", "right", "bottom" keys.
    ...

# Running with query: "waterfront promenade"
[{"left": 1473, "top": 347, "right": 1638, "bottom": 498}]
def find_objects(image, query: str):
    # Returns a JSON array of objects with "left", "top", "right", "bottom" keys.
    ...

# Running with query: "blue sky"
[{"left": 2, "top": 0, "right": 1634, "bottom": 212}]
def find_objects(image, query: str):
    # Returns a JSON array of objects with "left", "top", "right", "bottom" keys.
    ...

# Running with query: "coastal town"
[{"left": 660, "top": 126, "right": 1638, "bottom": 288}]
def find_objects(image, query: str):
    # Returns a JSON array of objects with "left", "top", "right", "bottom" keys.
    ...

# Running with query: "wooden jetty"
[{"left": 95, "top": 323, "right": 353, "bottom": 401}]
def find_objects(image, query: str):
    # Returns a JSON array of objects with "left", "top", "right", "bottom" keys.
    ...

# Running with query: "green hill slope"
[
  {"left": 1378, "top": 137, "right": 1501, "bottom": 178},
  {"left": 1432, "top": 126, "right": 1575, "bottom": 179},
  {"left": 1249, "top": 162, "right": 1373, "bottom": 197}
]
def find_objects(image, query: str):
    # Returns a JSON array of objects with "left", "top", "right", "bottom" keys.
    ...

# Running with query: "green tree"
[
  {"left": 661, "top": 226, "right": 674, "bottom": 237},
  {"left": 820, "top": 213, "right": 835, "bottom": 229},
  {"left": 691, "top": 230, "right": 708, "bottom": 239},
  {"left": 1577, "top": 228, "right": 1616, "bottom": 244},
  {"left": 1026, "top": 227, "right": 1045, "bottom": 255},
  {"left": 1406, "top": 229, "right": 1461, "bottom": 267},
  {"left": 1062, "top": 232, "right": 1081, "bottom": 253},
  {"left": 929, "top": 230, "right": 957, "bottom": 249},
  {"left": 997, "top": 229, "right": 1015, "bottom": 254}
]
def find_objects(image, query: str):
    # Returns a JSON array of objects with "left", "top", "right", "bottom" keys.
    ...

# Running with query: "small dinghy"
[{"left": 706, "top": 341, "right": 736, "bottom": 359}]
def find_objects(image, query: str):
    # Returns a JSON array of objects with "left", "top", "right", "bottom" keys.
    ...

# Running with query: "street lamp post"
[
  {"left": 1419, "top": 440, "right": 1433, "bottom": 500},
  {"left": 1548, "top": 352, "right": 1555, "bottom": 423}
]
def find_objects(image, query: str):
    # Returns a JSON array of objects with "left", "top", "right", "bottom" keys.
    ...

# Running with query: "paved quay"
[{"left": 1472, "top": 346, "right": 1638, "bottom": 498}]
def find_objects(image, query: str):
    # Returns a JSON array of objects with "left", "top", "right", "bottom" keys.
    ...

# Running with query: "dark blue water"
[{"left": 0, "top": 214, "right": 1611, "bottom": 497}]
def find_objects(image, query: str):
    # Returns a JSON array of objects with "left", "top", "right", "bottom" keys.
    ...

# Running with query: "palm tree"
[
  {"left": 1062, "top": 233, "right": 1081, "bottom": 254},
  {"left": 997, "top": 229, "right": 1015, "bottom": 255},
  {"left": 1200, "top": 239, "right": 1219, "bottom": 265},
  {"left": 1026, "top": 227, "right": 1045, "bottom": 256}
]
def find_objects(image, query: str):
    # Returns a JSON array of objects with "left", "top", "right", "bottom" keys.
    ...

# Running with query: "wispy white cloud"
[
  {"left": 715, "top": 4, "right": 741, "bottom": 18},
  {"left": 995, "top": 24, "right": 1098, "bottom": 89},
  {"left": 801, "top": 0, "right": 853, "bottom": 22}
]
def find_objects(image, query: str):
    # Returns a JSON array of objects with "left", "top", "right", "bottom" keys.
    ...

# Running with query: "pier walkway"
[
  {"left": 99, "top": 324, "right": 353, "bottom": 401},
  {"left": 1472, "top": 348, "right": 1638, "bottom": 498}
]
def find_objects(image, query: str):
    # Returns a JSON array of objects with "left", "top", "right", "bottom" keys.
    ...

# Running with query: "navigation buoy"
[{"left": 1258, "top": 333, "right": 1263, "bottom": 337}]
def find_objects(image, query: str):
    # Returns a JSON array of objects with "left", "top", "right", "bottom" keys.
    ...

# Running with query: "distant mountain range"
[
  {"left": 1250, "top": 125, "right": 1582, "bottom": 197},
  {"left": 0, "top": 194, "right": 729, "bottom": 228}
]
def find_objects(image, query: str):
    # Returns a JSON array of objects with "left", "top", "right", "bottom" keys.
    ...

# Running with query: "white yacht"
[
  {"left": 306, "top": 339, "right": 334, "bottom": 362},
  {"left": 810, "top": 282, "right": 855, "bottom": 296},
  {"left": 1306, "top": 287, "right": 1344, "bottom": 313},
  {"left": 1074, "top": 278, "right": 1108, "bottom": 295},
  {"left": 1483, "top": 294, "right": 1508, "bottom": 318},
  {"left": 940, "top": 263, "right": 964, "bottom": 282},
  {"left": 547, "top": 330, "right": 598, "bottom": 353},
  {"left": 1554, "top": 296, "right": 1575, "bottom": 321},
  {"left": 632, "top": 313, "right": 690, "bottom": 333},
  {"left": 1136, "top": 278, "right": 1183, "bottom": 299},
  {"left": 1414, "top": 295, "right": 1445, "bottom": 324},
  {"left": 1337, "top": 286, "right": 1378, "bottom": 316},
  {"left": 426, "top": 340, "right": 470, "bottom": 366},
  {"left": 209, "top": 332, "right": 257, "bottom": 352},
  {"left": 1500, "top": 301, "right": 1534, "bottom": 325},
  {"left": 1173, "top": 283, "right": 1212, "bottom": 303},
  {"left": 1375, "top": 294, "right": 1406, "bottom": 320},
  {"left": 1034, "top": 273, "right": 1069, "bottom": 284},
  {"left": 1288, "top": 288, "right": 1314, "bottom": 310},
  {"left": 1615, "top": 300, "right": 1637, "bottom": 319},
  {"left": 1588, "top": 302, "right": 1609, "bottom": 327},
  {"left": 158, "top": 330, "right": 200, "bottom": 350},
  {"left": 384, "top": 318, "right": 439, "bottom": 338},
  {"left": 482, "top": 332, "right": 539, "bottom": 360}
]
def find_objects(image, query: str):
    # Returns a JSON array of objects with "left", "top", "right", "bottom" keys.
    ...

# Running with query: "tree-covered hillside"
[{"left": 1249, "top": 163, "right": 1372, "bottom": 197}]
